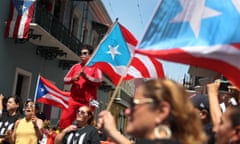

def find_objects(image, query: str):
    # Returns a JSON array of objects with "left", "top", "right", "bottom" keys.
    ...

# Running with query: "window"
[
  {"left": 72, "top": 16, "right": 79, "bottom": 36},
  {"left": 12, "top": 68, "right": 32, "bottom": 100}
]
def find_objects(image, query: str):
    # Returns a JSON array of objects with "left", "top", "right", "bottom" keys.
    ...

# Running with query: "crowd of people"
[
  {"left": 1, "top": 44, "right": 240, "bottom": 144},
  {"left": 1, "top": 77, "right": 240, "bottom": 144}
]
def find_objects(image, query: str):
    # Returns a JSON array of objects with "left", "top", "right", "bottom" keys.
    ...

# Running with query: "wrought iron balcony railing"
[{"left": 32, "top": 3, "right": 82, "bottom": 56}]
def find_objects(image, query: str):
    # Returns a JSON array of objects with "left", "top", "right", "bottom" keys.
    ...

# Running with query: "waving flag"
[
  {"left": 137, "top": 0, "right": 240, "bottom": 88},
  {"left": 87, "top": 22, "right": 133, "bottom": 85},
  {"left": 5, "top": 0, "right": 35, "bottom": 39},
  {"left": 35, "top": 75, "right": 70, "bottom": 109},
  {"left": 87, "top": 22, "right": 164, "bottom": 85},
  {"left": 120, "top": 23, "right": 165, "bottom": 80},
  {"left": 126, "top": 53, "right": 165, "bottom": 80}
]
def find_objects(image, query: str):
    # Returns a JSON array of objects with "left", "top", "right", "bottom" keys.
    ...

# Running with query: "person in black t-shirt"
[
  {"left": 0, "top": 95, "right": 22, "bottom": 144},
  {"left": 55, "top": 105, "right": 100, "bottom": 144},
  {"left": 35, "top": 104, "right": 46, "bottom": 121}
]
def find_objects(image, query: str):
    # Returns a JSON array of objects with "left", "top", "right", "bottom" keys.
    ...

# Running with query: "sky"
[{"left": 101, "top": 0, "right": 189, "bottom": 83}]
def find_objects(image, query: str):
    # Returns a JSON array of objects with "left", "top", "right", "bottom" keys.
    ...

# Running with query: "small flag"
[
  {"left": 35, "top": 75, "right": 70, "bottom": 109},
  {"left": 89, "top": 99, "right": 99, "bottom": 108}
]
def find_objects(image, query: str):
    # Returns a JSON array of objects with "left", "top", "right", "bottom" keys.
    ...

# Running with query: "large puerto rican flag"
[
  {"left": 5, "top": 0, "right": 35, "bottom": 39},
  {"left": 35, "top": 75, "right": 70, "bottom": 109},
  {"left": 137, "top": 0, "right": 240, "bottom": 88},
  {"left": 87, "top": 22, "right": 164, "bottom": 85}
]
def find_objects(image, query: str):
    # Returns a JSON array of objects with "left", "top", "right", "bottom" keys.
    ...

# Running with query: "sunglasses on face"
[
  {"left": 25, "top": 103, "right": 35, "bottom": 108},
  {"left": 76, "top": 109, "right": 88, "bottom": 115},
  {"left": 80, "top": 51, "right": 89, "bottom": 56},
  {"left": 130, "top": 98, "right": 154, "bottom": 109}
]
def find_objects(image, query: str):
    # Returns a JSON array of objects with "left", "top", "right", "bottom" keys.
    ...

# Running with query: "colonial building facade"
[{"left": 0, "top": 0, "right": 119, "bottom": 125}]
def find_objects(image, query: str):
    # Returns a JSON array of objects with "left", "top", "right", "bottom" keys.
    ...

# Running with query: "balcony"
[{"left": 29, "top": 3, "right": 82, "bottom": 61}]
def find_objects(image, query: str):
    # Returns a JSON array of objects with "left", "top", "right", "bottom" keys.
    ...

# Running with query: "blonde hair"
[{"left": 143, "top": 79, "right": 207, "bottom": 144}]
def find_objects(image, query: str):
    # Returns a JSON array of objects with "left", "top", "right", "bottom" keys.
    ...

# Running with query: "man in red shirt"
[{"left": 59, "top": 45, "right": 103, "bottom": 129}]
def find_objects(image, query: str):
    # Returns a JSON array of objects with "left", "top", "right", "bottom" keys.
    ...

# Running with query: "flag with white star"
[
  {"left": 35, "top": 75, "right": 70, "bottom": 109},
  {"left": 87, "top": 22, "right": 133, "bottom": 85},
  {"left": 5, "top": 0, "right": 35, "bottom": 39},
  {"left": 137, "top": 0, "right": 240, "bottom": 88},
  {"left": 87, "top": 22, "right": 165, "bottom": 85}
]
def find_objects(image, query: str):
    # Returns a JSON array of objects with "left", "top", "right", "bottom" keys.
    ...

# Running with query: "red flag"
[
  {"left": 35, "top": 75, "right": 70, "bottom": 109},
  {"left": 5, "top": 0, "right": 35, "bottom": 39}
]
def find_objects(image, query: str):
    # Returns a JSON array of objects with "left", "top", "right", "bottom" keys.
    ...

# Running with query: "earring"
[{"left": 154, "top": 125, "right": 172, "bottom": 139}]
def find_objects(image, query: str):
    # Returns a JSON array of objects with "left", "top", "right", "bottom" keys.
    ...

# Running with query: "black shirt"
[
  {"left": 0, "top": 112, "right": 21, "bottom": 135},
  {"left": 0, "top": 112, "right": 22, "bottom": 144},
  {"left": 63, "top": 125, "right": 100, "bottom": 144}
]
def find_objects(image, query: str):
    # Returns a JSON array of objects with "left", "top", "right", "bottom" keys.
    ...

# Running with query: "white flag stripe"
[
  {"left": 9, "top": 7, "right": 18, "bottom": 37},
  {"left": 126, "top": 43, "right": 135, "bottom": 57},
  {"left": 44, "top": 85, "right": 69, "bottom": 101},
  {"left": 42, "top": 94, "right": 68, "bottom": 108},
  {"left": 111, "top": 65, "right": 128, "bottom": 76},
  {"left": 183, "top": 44, "right": 240, "bottom": 70},
  {"left": 135, "top": 54, "right": 159, "bottom": 77},
  {"left": 18, "top": 7, "right": 29, "bottom": 38},
  {"left": 127, "top": 66, "right": 143, "bottom": 78}
]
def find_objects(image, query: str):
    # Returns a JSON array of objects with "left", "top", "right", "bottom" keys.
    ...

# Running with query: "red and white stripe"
[
  {"left": 120, "top": 23, "right": 165, "bottom": 80},
  {"left": 37, "top": 76, "right": 70, "bottom": 109},
  {"left": 126, "top": 53, "right": 165, "bottom": 80},
  {"left": 136, "top": 43, "right": 240, "bottom": 88}
]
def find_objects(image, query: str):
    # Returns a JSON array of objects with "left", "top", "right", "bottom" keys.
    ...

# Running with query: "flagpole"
[
  {"left": 106, "top": 53, "right": 134, "bottom": 111},
  {"left": 33, "top": 74, "right": 40, "bottom": 103}
]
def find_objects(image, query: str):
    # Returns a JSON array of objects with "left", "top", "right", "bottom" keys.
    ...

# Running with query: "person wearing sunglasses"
[
  {"left": 11, "top": 99, "right": 44, "bottom": 144},
  {"left": 97, "top": 79, "right": 207, "bottom": 144},
  {"left": 59, "top": 45, "right": 103, "bottom": 129},
  {"left": 55, "top": 106, "right": 100, "bottom": 144}
]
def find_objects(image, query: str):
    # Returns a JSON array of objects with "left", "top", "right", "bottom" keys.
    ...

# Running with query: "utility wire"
[
  {"left": 106, "top": 0, "right": 116, "bottom": 20},
  {"left": 137, "top": 0, "right": 144, "bottom": 26}
]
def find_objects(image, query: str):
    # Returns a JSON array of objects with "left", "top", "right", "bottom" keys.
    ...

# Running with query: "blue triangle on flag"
[
  {"left": 36, "top": 79, "right": 49, "bottom": 99},
  {"left": 13, "top": 0, "right": 34, "bottom": 15}
]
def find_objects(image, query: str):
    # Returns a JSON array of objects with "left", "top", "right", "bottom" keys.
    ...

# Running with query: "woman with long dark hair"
[{"left": 0, "top": 95, "right": 22, "bottom": 144}]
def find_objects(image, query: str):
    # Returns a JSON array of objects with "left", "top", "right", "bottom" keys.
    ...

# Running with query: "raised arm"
[
  {"left": 207, "top": 80, "right": 222, "bottom": 128},
  {"left": 32, "top": 117, "right": 44, "bottom": 140},
  {"left": 0, "top": 93, "right": 4, "bottom": 116}
]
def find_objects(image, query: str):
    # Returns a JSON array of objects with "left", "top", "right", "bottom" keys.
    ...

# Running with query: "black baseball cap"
[{"left": 191, "top": 94, "right": 209, "bottom": 112}]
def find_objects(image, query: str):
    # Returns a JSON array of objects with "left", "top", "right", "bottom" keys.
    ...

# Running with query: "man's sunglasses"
[{"left": 80, "top": 52, "right": 89, "bottom": 56}]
